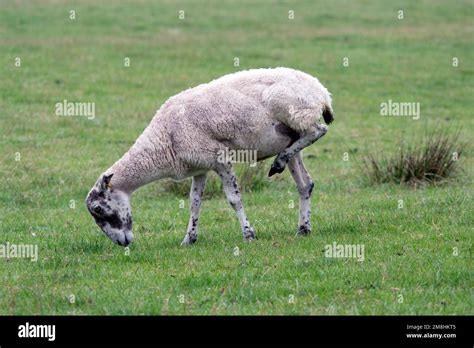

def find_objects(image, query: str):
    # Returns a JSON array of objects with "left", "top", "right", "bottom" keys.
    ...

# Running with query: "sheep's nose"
[{"left": 118, "top": 235, "right": 131, "bottom": 246}]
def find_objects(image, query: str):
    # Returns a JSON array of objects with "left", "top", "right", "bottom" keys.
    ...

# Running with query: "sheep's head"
[{"left": 86, "top": 173, "right": 133, "bottom": 246}]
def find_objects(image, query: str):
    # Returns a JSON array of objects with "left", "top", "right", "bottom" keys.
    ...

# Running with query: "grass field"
[{"left": 0, "top": 0, "right": 472, "bottom": 315}]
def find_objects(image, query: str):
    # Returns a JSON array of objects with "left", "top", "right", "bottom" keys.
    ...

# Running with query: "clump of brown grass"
[{"left": 363, "top": 129, "right": 465, "bottom": 186}]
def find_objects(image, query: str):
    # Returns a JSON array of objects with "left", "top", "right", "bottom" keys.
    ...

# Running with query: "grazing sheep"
[{"left": 86, "top": 67, "right": 333, "bottom": 246}]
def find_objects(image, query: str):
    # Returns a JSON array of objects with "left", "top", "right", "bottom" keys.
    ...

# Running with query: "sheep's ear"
[{"left": 101, "top": 173, "right": 114, "bottom": 190}]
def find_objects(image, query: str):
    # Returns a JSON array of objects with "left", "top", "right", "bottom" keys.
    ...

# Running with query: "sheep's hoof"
[
  {"left": 268, "top": 162, "right": 285, "bottom": 177},
  {"left": 181, "top": 235, "right": 197, "bottom": 246},
  {"left": 243, "top": 226, "right": 257, "bottom": 241},
  {"left": 296, "top": 225, "right": 311, "bottom": 236}
]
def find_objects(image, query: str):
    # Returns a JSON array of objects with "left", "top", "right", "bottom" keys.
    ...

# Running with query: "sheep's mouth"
[
  {"left": 112, "top": 230, "right": 134, "bottom": 247},
  {"left": 116, "top": 237, "right": 131, "bottom": 247}
]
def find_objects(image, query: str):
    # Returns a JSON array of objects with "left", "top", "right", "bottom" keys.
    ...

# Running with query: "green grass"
[{"left": 0, "top": 0, "right": 472, "bottom": 315}]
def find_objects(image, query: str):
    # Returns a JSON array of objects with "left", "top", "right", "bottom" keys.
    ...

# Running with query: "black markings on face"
[
  {"left": 87, "top": 189, "right": 105, "bottom": 203},
  {"left": 87, "top": 188, "right": 131, "bottom": 232},
  {"left": 125, "top": 214, "right": 132, "bottom": 230},
  {"left": 91, "top": 209, "right": 127, "bottom": 230},
  {"left": 107, "top": 212, "right": 123, "bottom": 229},
  {"left": 93, "top": 215, "right": 107, "bottom": 228},
  {"left": 89, "top": 205, "right": 122, "bottom": 230}
]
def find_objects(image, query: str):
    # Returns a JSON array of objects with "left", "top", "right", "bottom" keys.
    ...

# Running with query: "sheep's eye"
[{"left": 93, "top": 206, "right": 104, "bottom": 215}]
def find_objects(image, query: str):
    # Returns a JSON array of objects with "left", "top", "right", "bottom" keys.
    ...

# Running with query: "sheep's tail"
[{"left": 322, "top": 105, "right": 334, "bottom": 125}]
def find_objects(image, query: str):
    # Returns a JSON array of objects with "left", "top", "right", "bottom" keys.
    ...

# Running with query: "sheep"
[{"left": 86, "top": 67, "right": 333, "bottom": 246}]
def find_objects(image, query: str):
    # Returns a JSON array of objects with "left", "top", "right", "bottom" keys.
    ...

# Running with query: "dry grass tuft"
[{"left": 363, "top": 129, "right": 465, "bottom": 186}]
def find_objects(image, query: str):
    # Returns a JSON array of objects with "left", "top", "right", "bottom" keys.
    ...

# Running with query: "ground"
[{"left": 0, "top": 0, "right": 472, "bottom": 314}]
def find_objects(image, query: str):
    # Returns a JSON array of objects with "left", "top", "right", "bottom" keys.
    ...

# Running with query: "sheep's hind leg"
[
  {"left": 287, "top": 153, "right": 314, "bottom": 236},
  {"left": 215, "top": 163, "right": 256, "bottom": 241},
  {"left": 181, "top": 174, "right": 207, "bottom": 246},
  {"left": 269, "top": 124, "right": 327, "bottom": 177}
]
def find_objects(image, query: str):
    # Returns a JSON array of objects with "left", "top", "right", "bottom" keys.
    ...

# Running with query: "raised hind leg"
[{"left": 269, "top": 123, "right": 327, "bottom": 177}]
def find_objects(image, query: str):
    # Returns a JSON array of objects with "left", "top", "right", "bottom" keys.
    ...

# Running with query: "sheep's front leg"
[
  {"left": 269, "top": 124, "right": 327, "bottom": 177},
  {"left": 288, "top": 152, "right": 314, "bottom": 236},
  {"left": 215, "top": 164, "right": 256, "bottom": 241},
  {"left": 181, "top": 174, "right": 207, "bottom": 246}
]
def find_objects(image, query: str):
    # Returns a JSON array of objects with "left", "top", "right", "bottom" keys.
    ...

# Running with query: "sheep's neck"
[{"left": 107, "top": 124, "right": 175, "bottom": 193}]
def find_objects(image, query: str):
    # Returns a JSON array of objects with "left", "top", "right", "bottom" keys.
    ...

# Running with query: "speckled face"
[{"left": 86, "top": 174, "right": 133, "bottom": 246}]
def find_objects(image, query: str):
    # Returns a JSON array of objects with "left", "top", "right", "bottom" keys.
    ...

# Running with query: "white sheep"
[{"left": 86, "top": 67, "right": 333, "bottom": 246}]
